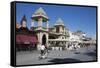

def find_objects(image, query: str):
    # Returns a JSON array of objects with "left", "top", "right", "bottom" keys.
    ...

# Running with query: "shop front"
[{"left": 16, "top": 34, "right": 38, "bottom": 51}]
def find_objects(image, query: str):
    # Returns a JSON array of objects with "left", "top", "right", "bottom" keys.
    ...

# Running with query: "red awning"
[
  {"left": 16, "top": 35, "right": 21, "bottom": 44},
  {"left": 28, "top": 35, "right": 37, "bottom": 43},
  {"left": 16, "top": 34, "right": 38, "bottom": 44}
]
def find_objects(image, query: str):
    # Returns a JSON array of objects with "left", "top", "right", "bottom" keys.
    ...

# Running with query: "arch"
[
  {"left": 42, "top": 34, "right": 46, "bottom": 45},
  {"left": 35, "top": 35, "right": 38, "bottom": 41}
]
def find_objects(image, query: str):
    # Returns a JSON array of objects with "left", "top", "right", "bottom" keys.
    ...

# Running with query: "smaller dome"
[{"left": 55, "top": 18, "right": 64, "bottom": 26}]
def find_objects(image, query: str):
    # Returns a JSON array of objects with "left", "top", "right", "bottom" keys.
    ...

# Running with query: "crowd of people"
[{"left": 67, "top": 43, "right": 80, "bottom": 50}]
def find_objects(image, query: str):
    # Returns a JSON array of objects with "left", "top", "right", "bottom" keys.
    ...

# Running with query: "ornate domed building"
[{"left": 16, "top": 7, "right": 93, "bottom": 51}]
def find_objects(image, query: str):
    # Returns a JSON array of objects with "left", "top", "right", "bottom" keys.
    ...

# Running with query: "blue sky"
[{"left": 16, "top": 3, "right": 97, "bottom": 37}]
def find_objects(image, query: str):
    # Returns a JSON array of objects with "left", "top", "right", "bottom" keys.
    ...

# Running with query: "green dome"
[
  {"left": 34, "top": 7, "right": 47, "bottom": 16},
  {"left": 55, "top": 18, "right": 64, "bottom": 26}
]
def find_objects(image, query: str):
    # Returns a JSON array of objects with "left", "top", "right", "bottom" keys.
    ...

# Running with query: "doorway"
[{"left": 42, "top": 34, "right": 46, "bottom": 45}]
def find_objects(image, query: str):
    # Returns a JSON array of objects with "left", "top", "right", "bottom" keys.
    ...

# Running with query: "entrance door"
[{"left": 42, "top": 34, "right": 46, "bottom": 45}]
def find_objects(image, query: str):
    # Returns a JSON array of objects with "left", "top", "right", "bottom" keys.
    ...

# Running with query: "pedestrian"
[{"left": 40, "top": 44, "right": 46, "bottom": 59}]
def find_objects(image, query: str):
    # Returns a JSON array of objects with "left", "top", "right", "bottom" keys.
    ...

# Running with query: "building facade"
[{"left": 16, "top": 7, "right": 96, "bottom": 51}]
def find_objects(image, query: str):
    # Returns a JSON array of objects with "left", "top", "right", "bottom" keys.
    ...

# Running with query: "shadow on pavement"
[
  {"left": 48, "top": 58, "right": 81, "bottom": 63},
  {"left": 83, "top": 52, "right": 96, "bottom": 57},
  {"left": 74, "top": 52, "right": 81, "bottom": 54}
]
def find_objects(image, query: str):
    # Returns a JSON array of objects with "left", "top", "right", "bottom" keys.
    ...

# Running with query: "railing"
[{"left": 31, "top": 27, "right": 48, "bottom": 30}]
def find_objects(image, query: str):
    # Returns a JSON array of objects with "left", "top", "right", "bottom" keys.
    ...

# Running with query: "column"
[
  {"left": 46, "top": 34, "right": 49, "bottom": 47},
  {"left": 66, "top": 41, "right": 68, "bottom": 49},
  {"left": 37, "top": 33, "right": 42, "bottom": 50},
  {"left": 31, "top": 19, "right": 34, "bottom": 27},
  {"left": 38, "top": 18, "right": 42, "bottom": 29},
  {"left": 46, "top": 21, "right": 49, "bottom": 30},
  {"left": 64, "top": 28, "right": 65, "bottom": 33}
]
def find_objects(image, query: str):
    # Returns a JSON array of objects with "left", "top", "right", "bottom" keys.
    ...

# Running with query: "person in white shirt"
[{"left": 40, "top": 44, "right": 46, "bottom": 59}]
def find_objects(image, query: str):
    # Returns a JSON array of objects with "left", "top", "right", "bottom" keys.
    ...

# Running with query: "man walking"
[{"left": 40, "top": 44, "right": 46, "bottom": 59}]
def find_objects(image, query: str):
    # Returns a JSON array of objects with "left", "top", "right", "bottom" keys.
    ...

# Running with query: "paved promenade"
[{"left": 16, "top": 45, "right": 96, "bottom": 65}]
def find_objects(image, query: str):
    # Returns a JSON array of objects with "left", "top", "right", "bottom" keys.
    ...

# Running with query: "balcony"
[{"left": 31, "top": 27, "right": 48, "bottom": 32}]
